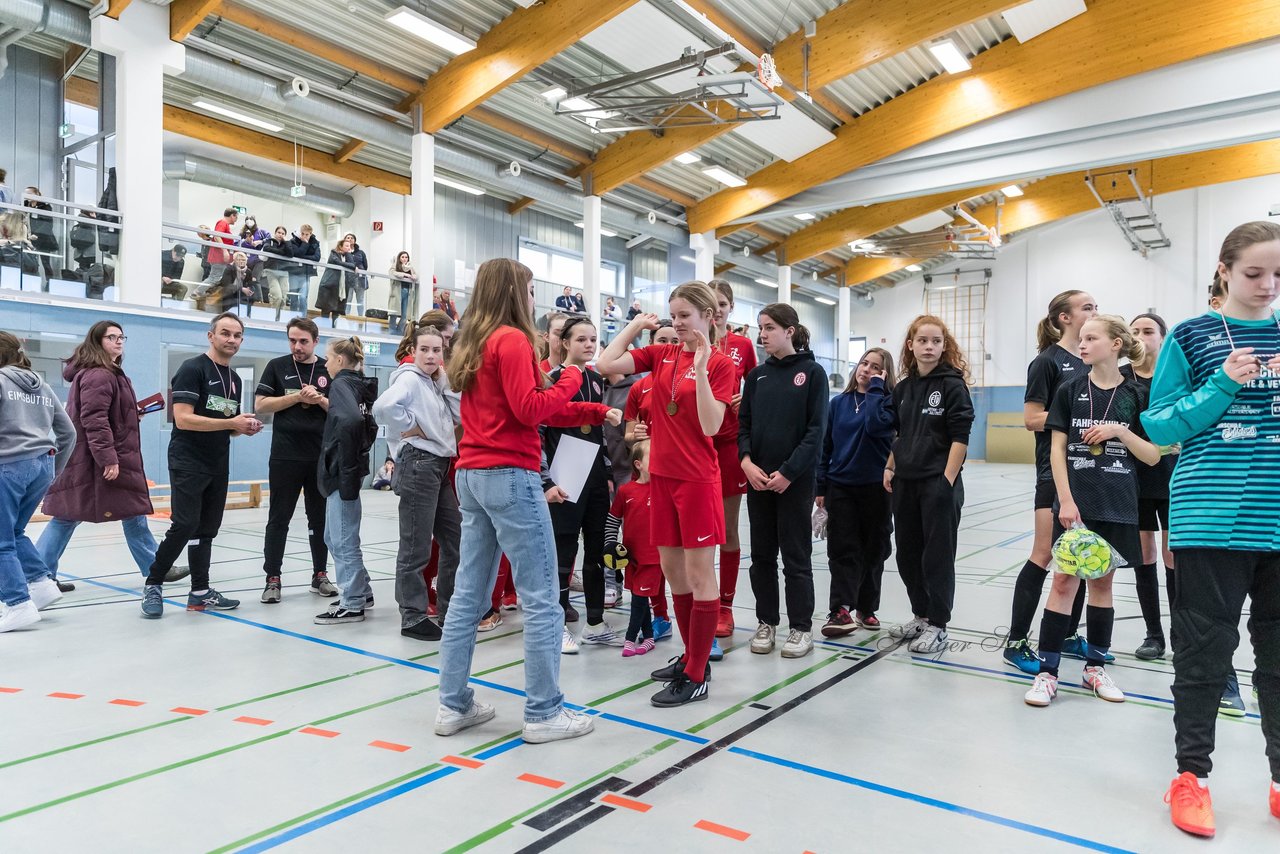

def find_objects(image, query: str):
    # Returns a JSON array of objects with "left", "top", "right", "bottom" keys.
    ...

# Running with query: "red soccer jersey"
[
  {"left": 609, "top": 478, "right": 659, "bottom": 566},
  {"left": 629, "top": 343, "right": 736, "bottom": 484},
  {"left": 714, "top": 331, "right": 757, "bottom": 443},
  {"left": 624, "top": 373, "right": 655, "bottom": 432}
]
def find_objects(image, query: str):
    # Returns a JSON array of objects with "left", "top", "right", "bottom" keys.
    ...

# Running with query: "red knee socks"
[
  {"left": 719, "top": 549, "right": 740, "bottom": 606},
  {"left": 672, "top": 592, "right": 693, "bottom": 645},
  {"left": 682, "top": 598, "right": 719, "bottom": 684}
]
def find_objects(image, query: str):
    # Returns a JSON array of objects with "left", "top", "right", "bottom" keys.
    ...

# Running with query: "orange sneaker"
[
  {"left": 1270, "top": 782, "right": 1279, "bottom": 820},
  {"left": 1165, "top": 772, "right": 1215, "bottom": 837},
  {"left": 715, "top": 606, "right": 735, "bottom": 638}
]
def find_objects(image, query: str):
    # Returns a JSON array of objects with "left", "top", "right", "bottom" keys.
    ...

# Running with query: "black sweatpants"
[
  {"left": 825, "top": 481, "right": 891, "bottom": 615},
  {"left": 892, "top": 472, "right": 963, "bottom": 628},
  {"left": 1171, "top": 548, "right": 1280, "bottom": 781},
  {"left": 747, "top": 474, "right": 816, "bottom": 632},
  {"left": 145, "top": 467, "right": 229, "bottom": 590},
  {"left": 555, "top": 478, "right": 609, "bottom": 624},
  {"left": 262, "top": 456, "right": 327, "bottom": 576}
]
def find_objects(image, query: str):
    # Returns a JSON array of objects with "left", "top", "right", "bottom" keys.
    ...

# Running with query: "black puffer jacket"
[{"left": 318, "top": 369, "right": 378, "bottom": 500}]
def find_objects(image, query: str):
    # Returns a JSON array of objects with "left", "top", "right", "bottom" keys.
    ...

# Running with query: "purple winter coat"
[{"left": 42, "top": 363, "right": 154, "bottom": 522}]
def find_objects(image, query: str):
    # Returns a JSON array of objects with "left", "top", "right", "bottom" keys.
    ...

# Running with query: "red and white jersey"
[
  {"left": 629, "top": 344, "right": 736, "bottom": 484},
  {"left": 714, "top": 331, "right": 757, "bottom": 443}
]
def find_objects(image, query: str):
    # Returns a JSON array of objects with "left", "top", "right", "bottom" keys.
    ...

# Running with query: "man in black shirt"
[
  {"left": 255, "top": 318, "right": 334, "bottom": 603},
  {"left": 161, "top": 244, "right": 189, "bottom": 300},
  {"left": 141, "top": 313, "right": 264, "bottom": 619}
]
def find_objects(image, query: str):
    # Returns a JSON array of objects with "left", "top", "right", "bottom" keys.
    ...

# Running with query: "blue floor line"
[{"left": 728, "top": 746, "right": 1138, "bottom": 853}]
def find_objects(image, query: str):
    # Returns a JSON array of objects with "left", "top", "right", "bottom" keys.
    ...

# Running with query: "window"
[{"left": 518, "top": 239, "right": 625, "bottom": 310}]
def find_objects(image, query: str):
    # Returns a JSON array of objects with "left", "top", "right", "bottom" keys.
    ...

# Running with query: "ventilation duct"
[
  {"left": 0, "top": 0, "right": 91, "bottom": 43},
  {"left": 163, "top": 153, "right": 355, "bottom": 217}
]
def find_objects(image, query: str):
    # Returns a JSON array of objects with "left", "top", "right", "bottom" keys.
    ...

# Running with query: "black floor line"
[{"left": 514, "top": 637, "right": 907, "bottom": 852}]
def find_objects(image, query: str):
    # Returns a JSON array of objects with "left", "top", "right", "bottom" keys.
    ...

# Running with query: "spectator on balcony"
[
  {"left": 317, "top": 237, "right": 358, "bottom": 327},
  {"left": 342, "top": 232, "right": 369, "bottom": 315},
  {"left": 434, "top": 288, "right": 458, "bottom": 322},
  {"left": 388, "top": 251, "right": 419, "bottom": 334},
  {"left": 627, "top": 299, "right": 642, "bottom": 320},
  {"left": 216, "top": 251, "right": 261, "bottom": 314},
  {"left": 0, "top": 167, "right": 10, "bottom": 204},
  {"left": 200, "top": 208, "right": 238, "bottom": 289},
  {"left": 196, "top": 225, "right": 212, "bottom": 280},
  {"left": 161, "top": 244, "right": 189, "bottom": 300},
  {"left": 288, "top": 224, "right": 320, "bottom": 312},
  {"left": 23, "top": 188, "right": 57, "bottom": 279},
  {"left": 555, "top": 286, "right": 574, "bottom": 312},
  {"left": 261, "top": 226, "right": 293, "bottom": 321},
  {"left": 239, "top": 215, "right": 269, "bottom": 280}
]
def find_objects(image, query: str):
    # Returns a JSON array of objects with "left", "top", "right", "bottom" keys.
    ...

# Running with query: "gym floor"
[{"left": 0, "top": 462, "right": 1271, "bottom": 853}]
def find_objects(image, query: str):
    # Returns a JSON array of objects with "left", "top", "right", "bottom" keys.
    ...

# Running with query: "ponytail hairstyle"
[
  {"left": 843, "top": 347, "right": 896, "bottom": 394},
  {"left": 450, "top": 258, "right": 539, "bottom": 393},
  {"left": 395, "top": 309, "right": 455, "bottom": 362},
  {"left": 328, "top": 336, "right": 366, "bottom": 371},
  {"left": 1085, "top": 314, "right": 1145, "bottom": 366},
  {"left": 899, "top": 314, "right": 969, "bottom": 381},
  {"left": 1209, "top": 272, "right": 1228, "bottom": 308},
  {"left": 758, "top": 302, "right": 810, "bottom": 351},
  {"left": 0, "top": 331, "right": 31, "bottom": 370},
  {"left": 1036, "top": 290, "right": 1087, "bottom": 353},
  {"left": 668, "top": 281, "right": 720, "bottom": 346}
]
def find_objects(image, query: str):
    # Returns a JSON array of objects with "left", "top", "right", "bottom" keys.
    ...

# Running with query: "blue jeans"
[
  {"left": 324, "top": 492, "right": 371, "bottom": 611},
  {"left": 288, "top": 269, "right": 312, "bottom": 312},
  {"left": 440, "top": 467, "right": 565, "bottom": 723},
  {"left": 37, "top": 515, "right": 158, "bottom": 579},
  {"left": 0, "top": 455, "right": 55, "bottom": 606}
]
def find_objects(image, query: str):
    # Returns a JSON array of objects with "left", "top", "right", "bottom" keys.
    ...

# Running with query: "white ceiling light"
[
  {"left": 192, "top": 100, "right": 282, "bottom": 132},
  {"left": 1001, "top": 184, "right": 1024, "bottom": 198},
  {"left": 905, "top": 263, "right": 923, "bottom": 272},
  {"left": 678, "top": 254, "right": 695, "bottom": 263},
  {"left": 575, "top": 222, "right": 619, "bottom": 238},
  {"left": 755, "top": 277, "right": 779, "bottom": 288},
  {"left": 814, "top": 296, "right": 837, "bottom": 306},
  {"left": 434, "top": 176, "right": 485, "bottom": 196},
  {"left": 703, "top": 165, "right": 747, "bottom": 187},
  {"left": 793, "top": 212, "right": 816, "bottom": 221},
  {"left": 674, "top": 151, "right": 702, "bottom": 165},
  {"left": 384, "top": 6, "right": 476, "bottom": 55},
  {"left": 928, "top": 39, "right": 972, "bottom": 74}
]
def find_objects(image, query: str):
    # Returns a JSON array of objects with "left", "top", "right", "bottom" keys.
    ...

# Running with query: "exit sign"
[{"left": 362, "top": 341, "right": 381, "bottom": 357}]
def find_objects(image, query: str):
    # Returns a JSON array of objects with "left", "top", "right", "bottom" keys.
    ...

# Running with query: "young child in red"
[{"left": 606, "top": 440, "right": 660, "bottom": 657}]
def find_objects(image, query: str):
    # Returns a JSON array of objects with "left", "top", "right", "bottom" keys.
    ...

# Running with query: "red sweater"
[{"left": 458, "top": 326, "right": 608, "bottom": 471}]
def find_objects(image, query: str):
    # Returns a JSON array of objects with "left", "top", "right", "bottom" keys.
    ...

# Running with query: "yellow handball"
[{"left": 1052, "top": 527, "right": 1117, "bottom": 580}]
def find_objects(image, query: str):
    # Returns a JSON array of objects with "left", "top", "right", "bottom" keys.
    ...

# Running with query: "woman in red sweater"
[
  {"left": 599, "top": 281, "right": 737, "bottom": 707},
  {"left": 435, "top": 259, "right": 619, "bottom": 744}
]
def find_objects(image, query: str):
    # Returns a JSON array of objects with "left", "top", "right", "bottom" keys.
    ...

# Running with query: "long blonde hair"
[
  {"left": 450, "top": 259, "right": 538, "bottom": 393},
  {"left": 669, "top": 281, "right": 720, "bottom": 346},
  {"left": 328, "top": 336, "right": 365, "bottom": 371},
  {"left": 1084, "top": 315, "right": 1145, "bottom": 366}
]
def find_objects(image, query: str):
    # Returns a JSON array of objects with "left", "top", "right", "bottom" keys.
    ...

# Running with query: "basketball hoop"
[{"left": 757, "top": 53, "right": 782, "bottom": 90}]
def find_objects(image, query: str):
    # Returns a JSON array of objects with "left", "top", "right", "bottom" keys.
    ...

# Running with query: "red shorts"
[
  {"left": 649, "top": 474, "right": 726, "bottom": 549},
  {"left": 626, "top": 561, "right": 663, "bottom": 596},
  {"left": 716, "top": 438, "right": 747, "bottom": 498}
]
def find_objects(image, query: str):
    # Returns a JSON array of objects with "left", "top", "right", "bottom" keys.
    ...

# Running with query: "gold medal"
[
  {"left": 1089, "top": 444, "right": 1103, "bottom": 456},
  {"left": 580, "top": 425, "right": 591, "bottom": 434},
  {"left": 666, "top": 401, "right": 678, "bottom": 416}
]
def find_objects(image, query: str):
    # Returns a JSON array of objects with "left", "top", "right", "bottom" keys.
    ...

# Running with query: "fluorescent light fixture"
[
  {"left": 541, "top": 86, "right": 567, "bottom": 101},
  {"left": 384, "top": 6, "right": 476, "bottom": 55},
  {"left": 928, "top": 39, "right": 972, "bottom": 74},
  {"left": 574, "top": 222, "right": 618, "bottom": 238},
  {"left": 755, "top": 277, "right": 778, "bottom": 288},
  {"left": 793, "top": 213, "right": 816, "bottom": 221},
  {"left": 192, "top": 100, "right": 282, "bottom": 132},
  {"left": 905, "top": 263, "right": 923, "bottom": 272},
  {"left": 678, "top": 254, "right": 696, "bottom": 263},
  {"left": 702, "top": 165, "right": 747, "bottom": 187},
  {"left": 1001, "top": 184, "right": 1024, "bottom": 197},
  {"left": 674, "top": 151, "right": 702, "bottom": 165},
  {"left": 434, "top": 175, "right": 485, "bottom": 196},
  {"left": 815, "top": 296, "right": 837, "bottom": 306}
]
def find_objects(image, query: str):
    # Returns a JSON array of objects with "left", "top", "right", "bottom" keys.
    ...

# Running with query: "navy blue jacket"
[{"left": 816, "top": 376, "right": 896, "bottom": 494}]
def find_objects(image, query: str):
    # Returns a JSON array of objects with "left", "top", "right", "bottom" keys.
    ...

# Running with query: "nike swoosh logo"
[
  {"left": 284, "top": 375, "right": 298, "bottom": 380},
  {"left": 697, "top": 535, "right": 712, "bottom": 542},
  {"left": 641, "top": 388, "right": 652, "bottom": 394},
  {"left": 208, "top": 380, "right": 219, "bottom": 385},
  {"left": 662, "top": 359, "right": 674, "bottom": 363},
  {"left": 738, "top": 482, "right": 747, "bottom": 489}
]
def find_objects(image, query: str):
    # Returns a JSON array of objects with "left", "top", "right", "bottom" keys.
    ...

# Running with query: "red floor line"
[
  {"left": 694, "top": 820, "right": 750, "bottom": 841},
  {"left": 517, "top": 773, "right": 565, "bottom": 789},
  {"left": 441, "top": 755, "right": 484, "bottom": 769},
  {"left": 0, "top": 687, "right": 22, "bottom": 694},
  {"left": 298, "top": 727, "right": 340, "bottom": 738},
  {"left": 48, "top": 692, "right": 85, "bottom": 700},
  {"left": 171, "top": 707, "right": 209, "bottom": 716},
  {"left": 601, "top": 793, "right": 652, "bottom": 813},
  {"left": 234, "top": 716, "right": 274, "bottom": 726},
  {"left": 109, "top": 699, "right": 146, "bottom": 707},
  {"left": 369, "top": 740, "right": 411, "bottom": 753}
]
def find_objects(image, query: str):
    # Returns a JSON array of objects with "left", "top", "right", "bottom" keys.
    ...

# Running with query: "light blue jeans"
[
  {"left": 37, "top": 515, "right": 157, "bottom": 579},
  {"left": 0, "top": 455, "right": 55, "bottom": 607},
  {"left": 439, "top": 467, "right": 565, "bottom": 723},
  {"left": 324, "top": 492, "right": 371, "bottom": 611}
]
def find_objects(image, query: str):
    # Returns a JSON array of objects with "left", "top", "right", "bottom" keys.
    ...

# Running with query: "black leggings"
[
  {"left": 627, "top": 595, "right": 653, "bottom": 642},
  {"left": 555, "top": 479, "right": 609, "bottom": 624},
  {"left": 825, "top": 481, "right": 890, "bottom": 615}
]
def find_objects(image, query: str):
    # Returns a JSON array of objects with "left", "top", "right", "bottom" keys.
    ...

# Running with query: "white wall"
[{"left": 851, "top": 172, "right": 1280, "bottom": 388}]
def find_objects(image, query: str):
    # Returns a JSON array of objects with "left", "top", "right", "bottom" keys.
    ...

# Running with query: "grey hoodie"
[
  {"left": 0, "top": 365, "right": 76, "bottom": 474},
  {"left": 372, "top": 362, "right": 461, "bottom": 461}
]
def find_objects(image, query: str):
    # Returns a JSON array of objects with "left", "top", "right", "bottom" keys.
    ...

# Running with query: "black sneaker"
[
  {"left": 402, "top": 618, "right": 442, "bottom": 641},
  {"left": 314, "top": 603, "right": 365, "bottom": 625},
  {"left": 311, "top": 572, "right": 338, "bottom": 597},
  {"left": 56, "top": 580, "right": 76, "bottom": 593},
  {"left": 1135, "top": 635, "right": 1166, "bottom": 660},
  {"left": 649, "top": 655, "right": 710, "bottom": 683},
  {"left": 564, "top": 604, "right": 579, "bottom": 623},
  {"left": 650, "top": 673, "right": 708, "bottom": 707},
  {"left": 260, "top": 576, "right": 282, "bottom": 604}
]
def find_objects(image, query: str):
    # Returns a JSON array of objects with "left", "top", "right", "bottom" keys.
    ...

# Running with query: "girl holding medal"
[
  {"left": 599, "top": 281, "right": 737, "bottom": 707},
  {"left": 541, "top": 316, "right": 622, "bottom": 652},
  {"left": 1024, "top": 315, "right": 1159, "bottom": 708},
  {"left": 1142, "top": 221, "right": 1280, "bottom": 838}
]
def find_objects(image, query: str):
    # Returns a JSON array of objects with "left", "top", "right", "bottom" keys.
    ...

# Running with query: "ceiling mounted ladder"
[{"left": 1084, "top": 168, "right": 1171, "bottom": 258}]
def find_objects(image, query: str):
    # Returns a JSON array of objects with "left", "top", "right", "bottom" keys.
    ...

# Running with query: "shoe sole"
[
  {"left": 522, "top": 722, "right": 594, "bottom": 743},
  {"left": 561, "top": 647, "right": 579, "bottom": 655},
  {"left": 477, "top": 623, "right": 502, "bottom": 632},
  {"left": 580, "top": 636, "right": 623, "bottom": 646},
  {"left": 715, "top": 626, "right": 734, "bottom": 638},
  {"left": 750, "top": 644, "right": 774, "bottom": 654},
  {"left": 910, "top": 644, "right": 946, "bottom": 654},
  {"left": 315, "top": 616, "right": 365, "bottom": 624},
  {"left": 261, "top": 594, "right": 281, "bottom": 604},
  {"left": 141, "top": 610, "right": 162, "bottom": 619},
  {"left": 186, "top": 604, "right": 240, "bottom": 611},
  {"left": 1217, "top": 706, "right": 1246, "bottom": 718},
  {"left": 1086, "top": 687, "right": 1126, "bottom": 703},
  {"left": 821, "top": 625, "right": 857, "bottom": 638},
  {"left": 651, "top": 690, "right": 709, "bottom": 708},
  {"left": 435, "top": 707, "right": 496, "bottom": 737},
  {"left": 1024, "top": 696, "right": 1054, "bottom": 707},
  {"left": 1134, "top": 651, "right": 1165, "bottom": 660},
  {"left": 781, "top": 646, "right": 813, "bottom": 659},
  {"left": 311, "top": 588, "right": 339, "bottom": 597}
]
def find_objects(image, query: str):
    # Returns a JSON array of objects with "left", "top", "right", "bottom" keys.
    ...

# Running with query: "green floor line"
[
  {"left": 0, "top": 658, "right": 525, "bottom": 825},
  {"left": 976, "top": 558, "right": 1033, "bottom": 584}
]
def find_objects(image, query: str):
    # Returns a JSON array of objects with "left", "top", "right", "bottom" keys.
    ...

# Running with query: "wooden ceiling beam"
[
  {"left": 170, "top": 0, "right": 224, "bottom": 41},
  {"left": 105, "top": 0, "right": 132, "bottom": 20},
  {"left": 689, "top": 0, "right": 1280, "bottom": 234},
  {"left": 418, "top": 0, "right": 641, "bottom": 133},
  {"left": 333, "top": 140, "right": 367, "bottom": 164},
  {"left": 844, "top": 256, "right": 920, "bottom": 288}
]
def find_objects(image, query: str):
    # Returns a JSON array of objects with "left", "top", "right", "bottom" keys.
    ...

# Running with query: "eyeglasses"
[{"left": 104, "top": 335, "right": 127, "bottom": 342}]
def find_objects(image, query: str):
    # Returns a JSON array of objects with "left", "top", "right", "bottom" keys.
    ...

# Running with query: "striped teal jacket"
[{"left": 1141, "top": 311, "right": 1280, "bottom": 551}]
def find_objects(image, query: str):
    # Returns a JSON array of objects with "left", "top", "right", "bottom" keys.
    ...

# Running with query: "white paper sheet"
[{"left": 547, "top": 434, "right": 598, "bottom": 504}]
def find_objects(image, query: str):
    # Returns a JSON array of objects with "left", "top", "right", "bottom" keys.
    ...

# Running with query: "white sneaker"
[
  {"left": 1083, "top": 665, "right": 1126, "bottom": 703},
  {"left": 0, "top": 600, "right": 40, "bottom": 633},
  {"left": 561, "top": 626, "right": 579, "bottom": 655},
  {"left": 781, "top": 629, "right": 813, "bottom": 659},
  {"left": 580, "top": 620, "right": 624, "bottom": 647},
  {"left": 27, "top": 577, "right": 63, "bottom": 611},
  {"left": 1024, "top": 672, "right": 1058, "bottom": 706},
  {"left": 603, "top": 584, "right": 620, "bottom": 608},
  {"left": 434, "top": 700, "right": 496, "bottom": 736},
  {"left": 522, "top": 707, "right": 594, "bottom": 744},
  {"left": 750, "top": 622, "right": 776, "bottom": 654},
  {"left": 909, "top": 625, "right": 948, "bottom": 654},
  {"left": 569, "top": 573, "right": 584, "bottom": 592},
  {"left": 890, "top": 616, "right": 929, "bottom": 640}
]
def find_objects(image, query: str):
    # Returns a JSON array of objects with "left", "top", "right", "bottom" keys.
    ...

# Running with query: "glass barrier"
[{"left": 0, "top": 195, "right": 122, "bottom": 301}]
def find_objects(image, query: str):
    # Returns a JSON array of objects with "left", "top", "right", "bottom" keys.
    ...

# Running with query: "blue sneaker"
[
  {"left": 1061, "top": 634, "right": 1115, "bottom": 663},
  {"left": 652, "top": 616, "right": 673, "bottom": 641},
  {"left": 1219, "top": 675, "right": 1246, "bottom": 718},
  {"left": 1003, "top": 639, "right": 1042, "bottom": 675},
  {"left": 709, "top": 638, "right": 724, "bottom": 661},
  {"left": 141, "top": 584, "right": 164, "bottom": 619},
  {"left": 186, "top": 588, "right": 241, "bottom": 612}
]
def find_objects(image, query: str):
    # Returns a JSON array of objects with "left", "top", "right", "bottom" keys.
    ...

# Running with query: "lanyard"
[{"left": 1086, "top": 377, "right": 1120, "bottom": 455}]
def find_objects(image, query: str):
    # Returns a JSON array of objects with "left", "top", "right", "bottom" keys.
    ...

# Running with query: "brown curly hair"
[{"left": 898, "top": 314, "right": 969, "bottom": 382}]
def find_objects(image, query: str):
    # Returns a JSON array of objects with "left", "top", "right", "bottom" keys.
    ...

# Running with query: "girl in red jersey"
[
  {"left": 599, "top": 281, "right": 737, "bottom": 707},
  {"left": 435, "top": 259, "right": 620, "bottom": 744},
  {"left": 605, "top": 440, "right": 660, "bottom": 657},
  {"left": 709, "top": 279, "right": 758, "bottom": 642}
]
